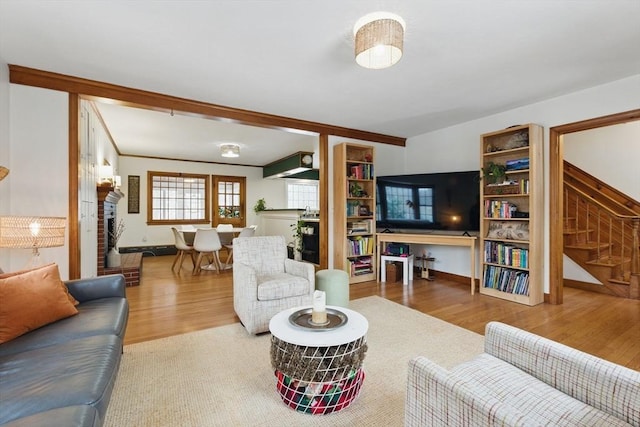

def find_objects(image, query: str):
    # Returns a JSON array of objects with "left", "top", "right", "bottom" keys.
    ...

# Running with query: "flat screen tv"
[{"left": 376, "top": 170, "right": 480, "bottom": 233}]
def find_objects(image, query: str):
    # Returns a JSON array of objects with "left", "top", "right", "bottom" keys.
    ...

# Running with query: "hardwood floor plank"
[{"left": 124, "top": 256, "right": 640, "bottom": 370}]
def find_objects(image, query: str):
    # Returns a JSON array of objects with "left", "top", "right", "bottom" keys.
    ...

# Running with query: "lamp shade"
[
  {"left": 0, "top": 216, "right": 66, "bottom": 249},
  {"left": 354, "top": 12, "right": 405, "bottom": 69}
]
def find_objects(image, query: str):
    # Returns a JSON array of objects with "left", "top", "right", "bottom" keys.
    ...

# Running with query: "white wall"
[
  {"left": 564, "top": 121, "right": 640, "bottom": 200},
  {"left": 401, "top": 74, "right": 640, "bottom": 292},
  {"left": 4, "top": 84, "right": 69, "bottom": 277}
]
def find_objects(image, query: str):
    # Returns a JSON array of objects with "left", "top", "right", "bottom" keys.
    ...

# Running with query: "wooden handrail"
[
  {"left": 564, "top": 182, "right": 639, "bottom": 293},
  {"left": 565, "top": 182, "right": 640, "bottom": 221}
]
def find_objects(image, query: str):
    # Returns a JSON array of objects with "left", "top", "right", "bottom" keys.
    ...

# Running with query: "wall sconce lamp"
[
  {"left": 0, "top": 216, "right": 67, "bottom": 268},
  {"left": 354, "top": 12, "right": 406, "bottom": 69}
]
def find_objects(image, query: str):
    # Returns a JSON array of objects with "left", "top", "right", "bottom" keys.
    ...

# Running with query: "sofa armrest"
[
  {"left": 406, "top": 356, "right": 528, "bottom": 427},
  {"left": 64, "top": 274, "right": 126, "bottom": 303},
  {"left": 484, "top": 321, "right": 640, "bottom": 425},
  {"left": 233, "top": 262, "right": 258, "bottom": 298},
  {"left": 284, "top": 259, "right": 315, "bottom": 285}
]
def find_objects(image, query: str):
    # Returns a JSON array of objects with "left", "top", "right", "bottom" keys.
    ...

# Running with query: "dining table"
[
  {"left": 182, "top": 227, "right": 244, "bottom": 245},
  {"left": 182, "top": 227, "right": 244, "bottom": 271}
]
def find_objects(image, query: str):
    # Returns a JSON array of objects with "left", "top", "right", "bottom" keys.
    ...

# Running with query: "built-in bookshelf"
[
  {"left": 333, "top": 142, "right": 376, "bottom": 284},
  {"left": 480, "top": 124, "right": 544, "bottom": 305}
]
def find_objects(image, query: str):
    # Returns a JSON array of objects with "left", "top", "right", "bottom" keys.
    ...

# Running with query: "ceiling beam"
[{"left": 9, "top": 65, "right": 406, "bottom": 147}]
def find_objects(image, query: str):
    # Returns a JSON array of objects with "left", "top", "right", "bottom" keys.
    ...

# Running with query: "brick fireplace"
[{"left": 97, "top": 185, "right": 141, "bottom": 286}]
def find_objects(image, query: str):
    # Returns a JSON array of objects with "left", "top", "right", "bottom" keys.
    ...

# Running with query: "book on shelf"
[
  {"left": 483, "top": 265, "right": 530, "bottom": 296},
  {"left": 346, "top": 235, "right": 374, "bottom": 256},
  {"left": 349, "top": 256, "right": 373, "bottom": 276},
  {"left": 505, "top": 158, "right": 529, "bottom": 171},
  {"left": 483, "top": 241, "right": 529, "bottom": 268},
  {"left": 348, "top": 163, "right": 374, "bottom": 180},
  {"left": 484, "top": 200, "right": 518, "bottom": 218},
  {"left": 347, "top": 220, "right": 370, "bottom": 234}
]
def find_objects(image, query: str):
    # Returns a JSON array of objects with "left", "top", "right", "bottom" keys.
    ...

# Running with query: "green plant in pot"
[
  {"left": 482, "top": 162, "right": 507, "bottom": 184},
  {"left": 290, "top": 220, "right": 305, "bottom": 258},
  {"left": 253, "top": 198, "right": 267, "bottom": 213}
]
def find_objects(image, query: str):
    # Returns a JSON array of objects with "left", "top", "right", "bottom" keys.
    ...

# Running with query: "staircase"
[{"left": 563, "top": 162, "right": 639, "bottom": 299}]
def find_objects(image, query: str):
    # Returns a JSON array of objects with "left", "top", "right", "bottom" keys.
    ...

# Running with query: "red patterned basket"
[{"left": 275, "top": 368, "right": 365, "bottom": 414}]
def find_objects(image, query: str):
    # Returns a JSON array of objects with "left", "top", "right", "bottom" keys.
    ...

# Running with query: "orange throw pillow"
[
  {"left": 0, "top": 263, "right": 79, "bottom": 343},
  {"left": 0, "top": 263, "right": 79, "bottom": 306}
]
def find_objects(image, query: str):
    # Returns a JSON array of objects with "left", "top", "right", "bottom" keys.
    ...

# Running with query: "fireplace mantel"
[{"left": 97, "top": 185, "right": 124, "bottom": 204}]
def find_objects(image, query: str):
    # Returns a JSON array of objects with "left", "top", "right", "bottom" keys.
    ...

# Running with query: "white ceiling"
[{"left": 1, "top": 1, "right": 639, "bottom": 165}]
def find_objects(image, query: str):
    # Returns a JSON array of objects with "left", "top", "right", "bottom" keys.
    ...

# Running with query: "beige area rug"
[{"left": 104, "top": 296, "right": 484, "bottom": 426}]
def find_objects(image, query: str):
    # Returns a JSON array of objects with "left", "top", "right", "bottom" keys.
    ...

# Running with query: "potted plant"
[
  {"left": 290, "top": 220, "right": 305, "bottom": 260},
  {"left": 482, "top": 162, "right": 507, "bottom": 184},
  {"left": 253, "top": 198, "right": 267, "bottom": 213}
]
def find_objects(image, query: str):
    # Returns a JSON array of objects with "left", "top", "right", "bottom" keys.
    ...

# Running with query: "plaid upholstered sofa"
[{"left": 405, "top": 322, "right": 639, "bottom": 426}]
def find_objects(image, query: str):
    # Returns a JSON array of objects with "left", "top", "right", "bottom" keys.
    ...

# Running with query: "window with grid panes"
[
  {"left": 287, "top": 181, "right": 319, "bottom": 210},
  {"left": 147, "top": 172, "right": 210, "bottom": 224}
]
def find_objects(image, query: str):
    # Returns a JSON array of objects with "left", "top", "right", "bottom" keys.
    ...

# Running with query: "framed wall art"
[{"left": 128, "top": 175, "right": 140, "bottom": 214}]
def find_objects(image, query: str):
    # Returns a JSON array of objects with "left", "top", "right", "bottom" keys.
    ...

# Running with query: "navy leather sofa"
[{"left": 0, "top": 274, "right": 129, "bottom": 426}]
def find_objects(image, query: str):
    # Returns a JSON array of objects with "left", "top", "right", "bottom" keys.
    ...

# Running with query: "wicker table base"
[{"left": 269, "top": 307, "right": 369, "bottom": 415}]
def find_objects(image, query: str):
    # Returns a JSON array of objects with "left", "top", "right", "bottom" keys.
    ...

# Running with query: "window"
[
  {"left": 380, "top": 184, "right": 434, "bottom": 222},
  {"left": 287, "top": 181, "right": 319, "bottom": 210},
  {"left": 147, "top": 171, "right": 210, "bottom": 225}
]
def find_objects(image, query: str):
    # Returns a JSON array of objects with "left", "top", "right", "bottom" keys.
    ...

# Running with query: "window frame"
[
  {"left": 146, "top": 171, "right": 211, "bottom": 225},
  {"left": 286, "top": 179, "right": 319, "bottom": 210}
]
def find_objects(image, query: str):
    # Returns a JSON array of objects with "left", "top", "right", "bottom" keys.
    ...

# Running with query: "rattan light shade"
[
  {"left": 0, "top": 216, "right": 66, "bottom": 249},
  {"left": 0, "top": 166, "right": 8, "bottom": 181},
  {"left": 354, "top": 12, "right": 405, "bottom": 69}
]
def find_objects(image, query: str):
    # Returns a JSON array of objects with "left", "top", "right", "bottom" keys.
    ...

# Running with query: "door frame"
[
  {"left": 548, "top": 109, "right": 640, "bottom": 304},
  {"left": 211, "top": 175, "right": 246, "bottom": 228}
]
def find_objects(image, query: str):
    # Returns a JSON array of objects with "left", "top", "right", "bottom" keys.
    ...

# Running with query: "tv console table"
[{"left": 376, "top": 233, "right": 477, "bottom": 294}]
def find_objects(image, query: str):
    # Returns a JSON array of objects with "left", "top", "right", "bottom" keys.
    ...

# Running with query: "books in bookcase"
[
  {"left": 483, "top": 240, "right": 529, "bottom": 268},
  {"left": 347, "top": 220, "right": 370, "bottom": 234},
  {"left": 349, "top": 164, "right": 374, "bottom": 180},
  {"left": 483, "top": 265, "right": 530, "bottom": 295},
  {"left": 350, "top": 256, "right": 373, "bottom": 276},
  {"left": 347, "top": 235, "right": 374, "bottom": 256}
]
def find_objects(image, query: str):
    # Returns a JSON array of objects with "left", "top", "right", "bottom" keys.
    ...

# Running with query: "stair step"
[
  {"left": 586, "top": 255, "right": 627, "bottom": 267},
  {"left": 609, "top": 278, "right": 631, "bottom": 286},
  {"left": 563, "top": 228, "right": 594, "bottom": 235},
  {"left": 565, "top": 242, "right": 609, "bottom": 251}
]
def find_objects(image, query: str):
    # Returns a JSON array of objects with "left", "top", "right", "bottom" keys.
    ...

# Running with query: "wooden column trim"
[
  {"left": 68, "top": 93, "right": 80, "bottom": 279},
  {"left": 319, "top": 134, "right": 329, "bottom": 269}
]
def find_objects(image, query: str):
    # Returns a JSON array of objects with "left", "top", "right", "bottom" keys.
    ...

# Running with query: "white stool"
[{"left": 380, "top": 254, "right": 414, "bottom": 285}]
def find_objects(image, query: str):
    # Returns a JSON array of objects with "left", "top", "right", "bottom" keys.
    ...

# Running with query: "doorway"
[
  {"left": 548, "top": 109, "right": 640, "bottom": 304},
  {"left": 212, "top": 175, "right": 246, "bottom": 228}
]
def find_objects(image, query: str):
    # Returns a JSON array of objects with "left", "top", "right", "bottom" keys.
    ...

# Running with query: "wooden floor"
[{"left": 125, "top": 255, "right": 640, "bottom": 371}]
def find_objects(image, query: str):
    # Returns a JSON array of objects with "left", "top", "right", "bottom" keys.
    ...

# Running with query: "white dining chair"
[
  {"left": 193, "top": 228, "right": 223, "bottom": 274},
  {"left": 223, "top": 226, "right": 255, "bottom": 266},
  {"left": 171, "top": 227, "right": 195, "bottom": 272}
]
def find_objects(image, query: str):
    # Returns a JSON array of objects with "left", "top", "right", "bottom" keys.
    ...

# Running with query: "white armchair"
[{"left": 233, "top": 235, "right": 314, "bottom": 334}]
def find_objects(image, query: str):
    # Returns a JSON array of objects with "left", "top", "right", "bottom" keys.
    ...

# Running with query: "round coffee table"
[{"left": 269, "top": 306, "right": 368, "bottom": 414}]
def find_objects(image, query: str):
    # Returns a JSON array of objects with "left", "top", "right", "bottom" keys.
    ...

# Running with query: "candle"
[{"left": 311, "top": 290, "right": 327, "bottom": 324}]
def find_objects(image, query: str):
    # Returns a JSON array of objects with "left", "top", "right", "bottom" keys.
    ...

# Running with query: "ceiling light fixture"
[
  {"left": 220, "top": 144, "right": 240, "bottom": 158},
  {"left": 354, "top": 12, "right": 405, "bottom": 69}
]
